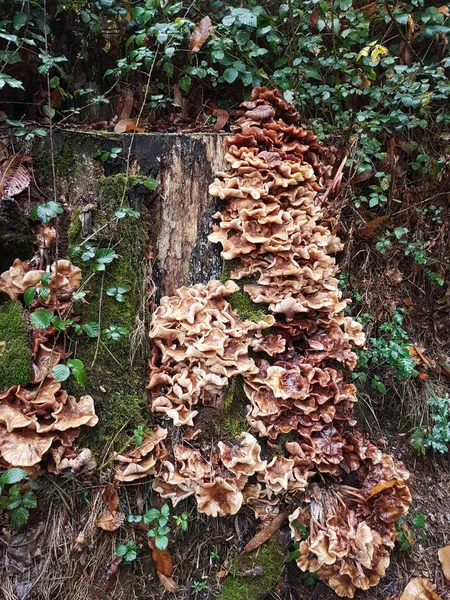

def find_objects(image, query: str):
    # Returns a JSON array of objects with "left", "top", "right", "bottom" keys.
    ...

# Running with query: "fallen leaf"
[
  {"left": 0, "top": 155, "right": 30, "bottom": 198},
  {"left": 439, "top": 546, "right": 450, "bottom": 580},
  {"left": 386, "top": 267, "right": 403, "bottom": 285},
  {"left": 358, "top": 215, "right": 387, "bottom": 238},
  {"left": 97, "top": 510, "right": 124, "bottom": 531},
  {"left": 103, "top": 482, "right": 119, "bottom": 512},
  {"left": 106, "top": 555, "right": 122, "bottom": 588},
  {"left": 148, "top": 537, "right": 173, "bottom": 576},
  {"left": 407, "top": 345, "right": 431, "bottom": 368},
  {"left": 437, "top": 6, "right": 450, "bottom": 17},
  {"left": 241, "top": 511, "right": 287, "bottom": 555},
  {"left": 400, "top": 577, "right": 443, "bottom": 600},
  {"left": 114, "top": 118, "right": 145, "bottom": 133},
  {"left": 189, "top": 16, "right": 213, "bottom": 53},
  {"left": 157, "top": 572, "right": 179, "bottom": 592},
  {"left": 213, "top": 109, "right": 229, "bottom": 131}
]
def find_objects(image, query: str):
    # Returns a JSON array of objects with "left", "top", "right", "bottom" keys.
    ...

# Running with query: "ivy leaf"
[
  {"left": 82, "top": 322, "right": 99, "bottom": 338},
  {"left": 222, "top": 68, "right": 238, "bottom": 83},
  {"left": 29, "top": 309, "right": 53, "bottom": 329},
  {"left": 23, "top": 287, "right": 36, "bottom": 307},
  {"left": 52, "top": 364, "right": 71, "bottom": 382},
  {"left": 0, "top": 468, "right": 27, "bottom": 485},
  {"left": 11, "top": 506, "right": 29, "bottom": 527},
  {"left": 30, "top": 201, "right": 63, "bottom": 224}
]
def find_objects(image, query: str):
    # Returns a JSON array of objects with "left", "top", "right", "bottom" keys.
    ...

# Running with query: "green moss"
[
  {"left": 221, "top": 261, "right": 269, "bottom": 324},
  {"left": 67, "top": 207, "right": 82, "bottom": 243},
  {"left": 55, "top": 136, "right": 82, "bottom": 177},
  {"left": 219, "top": 376, "right": 250, "bottom": 438},
  {"left": 0, "top": 300, "right": 31, "bottom": 389},
  {"left": 69, "top": 173, "right": 150, "bottom": 457},
  {"left": 218, "top": 542, "right": 285, "bottom": 600}
]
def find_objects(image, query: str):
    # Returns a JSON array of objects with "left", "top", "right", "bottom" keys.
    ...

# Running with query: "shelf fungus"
[{"left": 145, "top": 86, "right": 411, "bottom": 598}]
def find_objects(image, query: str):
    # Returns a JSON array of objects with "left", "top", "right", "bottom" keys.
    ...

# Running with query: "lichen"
[
  {"left": 68, "top": 173, "right": 151, "bottom": 457},
  {"left": 0, "top": 300, "right": 31, "bottom": 390},
  {"left": 217, "top": 542, "right": 285, "bottom": 600}
]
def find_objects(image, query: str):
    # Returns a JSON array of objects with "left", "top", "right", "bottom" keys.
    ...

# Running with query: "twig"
[{"left": 384, "top": 1, "right": 424, "bottom": 66}]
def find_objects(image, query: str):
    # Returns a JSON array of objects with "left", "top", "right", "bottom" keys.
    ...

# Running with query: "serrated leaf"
[
  {"left": 30, "top": 201, "right": 63, "bottom": 224},
  {"left": 11, "top": 506, "right": 29, "bottom": 527},
  {"left": 0, "top": 468, "right": 27, "bottom": 484},
  {"left": 41, "top": 272, "right": 51, "bottom": 286},
  {"left": 38, "top": 286, "right": 50, "bottom": 302},
  {"left": 115, "top": 544, "right": 127, "bottom": 557},
  {"left": 22, "top": 491, "right": 37, "bottom": 508},
  {"left": 52, "top": 364, "right": 70, "bottom": 382},
  {"left": 23, "top": 287, "right": 36, "bottom": 307},
  {"left": 82, "top": 322, "right": 99, "bottom": 338},
  {"left": 29, "top": 309, "right": 53, "bottom": 328}
]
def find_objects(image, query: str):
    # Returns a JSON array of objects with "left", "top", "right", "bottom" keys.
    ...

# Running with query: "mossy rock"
[
  {"left": 0, "top": 299, "right": 31, "bottom": 390},
  {"left": 68, "top": 173, "right": 151, "bottom": 457},
  {"left": 218, "top": 542, "right": 285, "bottom": 600}
]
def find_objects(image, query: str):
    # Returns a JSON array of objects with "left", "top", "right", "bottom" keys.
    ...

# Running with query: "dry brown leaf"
[
  {"left": 157, "top": 572, "right": 179, "bottom": 592},
  {"left": 103, "top": 482, "right": 119, "bottom": 512},
  {"left": 241, "top": 511, "right": 287, "bottom": 555},
  {"left": 189, "top": 16, "right": 212, "bottom": 52},
  {"left": 369, "top": 479, "right": 404, "bottom": 498},
  {"left": 114, "top": 118, "right": 145, "bottom": 133},
  {"left": 97, "top": 510, "right": 124, "bottom": 531},
  {"left": 407, "top": 345, "right": 431, "bottom": 368},
  {"left": 213, "top": 109, "right": 229, "bottom": 131},
  {"left": 148, "top": 537, "right": 173, "bottom": 576},
  {"left": 358, "top": 215, "right": 387, "bottom": 238},
  {"left": 0, "top": 155, "right": 30, "bottom": 198},
  {"left": 400, "top": 577, "right": 443, "bottom": 600},
  {"left": 438, "top": 546, "right": 450, "bottom": 581},
  {"left": 437, "top": 6, "right": 450, "bottom": 16}
]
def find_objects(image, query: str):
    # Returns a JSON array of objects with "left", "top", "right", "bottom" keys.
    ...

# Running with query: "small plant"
[
  {"left": 115, "top": 540, "right": 138, "bottom": 564},
  {"left": 52, "top": 358, "right": 87, "bottom": 386},
  {"left": 425, "top": 394, "right": 450, "bottom": 453},
  {"left": 0, "top": 468, "right": 38, "bottom": 527},
  {"left": 103, "top": 324, "right": 129, "bottom": 341},
  {"left": 396, "top": 513, "right": 426, "bottom": 551},
  {"left": 128, "top": 504, "right": 171, "bottom": 550},
  {"left": 107, "top": 285, "right": 130, "bottom": 303},
  {"left": 115, "top": 206, "right": 140, "bottom": 219},
  {"left": 30, "top": 201, "right": 63, "bottom": 224},
  {"left": 173, "top": 512, "right": 188, "bottom": 532},
  {"left": 69, "top": 243, "right": 117, "bottom": 273},
  {"left": 192, "top": 581, "right": 208, "bottom": 592},
  {"left": 210, "top": 550, "right": 219, "bottom": 560},
  {"left": 133, "top": 425, "right": 144, "bottom": 446},
  {"left": 94, "top": 147, "right": 122, "bottom": 162}
]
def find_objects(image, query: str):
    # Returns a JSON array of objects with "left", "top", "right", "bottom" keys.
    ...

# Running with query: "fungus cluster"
[
  {"left": 144, "top": 87, "right": 411, "bottom": 598},
  {"left": 0, "top": 256, "right": 97, "bottom": 475}
]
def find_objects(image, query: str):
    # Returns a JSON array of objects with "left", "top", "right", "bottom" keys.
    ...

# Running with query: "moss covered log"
[
  {"left": 68, "top": 173, "right": 150, "bottom": 456},
  {"left": 0, "top": 299, "right": 31, "bottom": 389}
]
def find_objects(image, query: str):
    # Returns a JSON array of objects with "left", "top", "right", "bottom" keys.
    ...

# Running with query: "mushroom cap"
[
  {"left": 196, "top": 477, "right": 243, "bottom": 517},
  {"left": 0, "top": 429, "right": 56, "bottom": 466},
  {"left": 218, "top": 432, "right": 266, "bottom": 476},
  {"left": 51, "top": 394, "right": 98, "bottom": 431}
]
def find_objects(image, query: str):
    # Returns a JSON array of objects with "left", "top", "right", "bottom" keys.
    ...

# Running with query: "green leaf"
[
  {"left": 95, "top": 248, "right": 117, "bottom": 264},
  {"left": 82, "top": 322, "right": 99, "bottom": 338},
  {"left": 52, "top": 364, "right": 71, "bottom": 382},
  {"left": 22, "top": 491, "right": 37, "bottom": 508},
  {"left": 222, "top": 68, "right": 238, "bottom": 84},
  {"left": 155, "top": 535, "right": 168, "bottom": 551},
  {"left": 115, "top": 544, "right": 127, "bottom": 557},
  {"left": 41, "top": 272, "right": 51, "bottom": 286},
  {"left": 144, "top": 508, "right": 161, "bottom": 524},
  {"left": 30, "top": 201, "right": 63, "bottom": 224},
  {"left": 38, "top": 286, "right": 50, "bottom": 302},
  {"left": 179, "top": 75, "right": 191, "bottom": 92},
  {"left": 23, "top": 287, "right": 36, "bottom": 307},
  {"left": 11, "top": 506, "right": 29, "bottom": 527},
  {"left": 13, "top": 12, "right": 27, "bottom": 30},
  {"left": 29, "top": 309, "right": 53, "bottom": 329},
  {"left": 161, "top": 504, "right": 170, "bottom": 517},
  {"left": 0, "top": 468, "right": 27, "bottom": 485}
]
